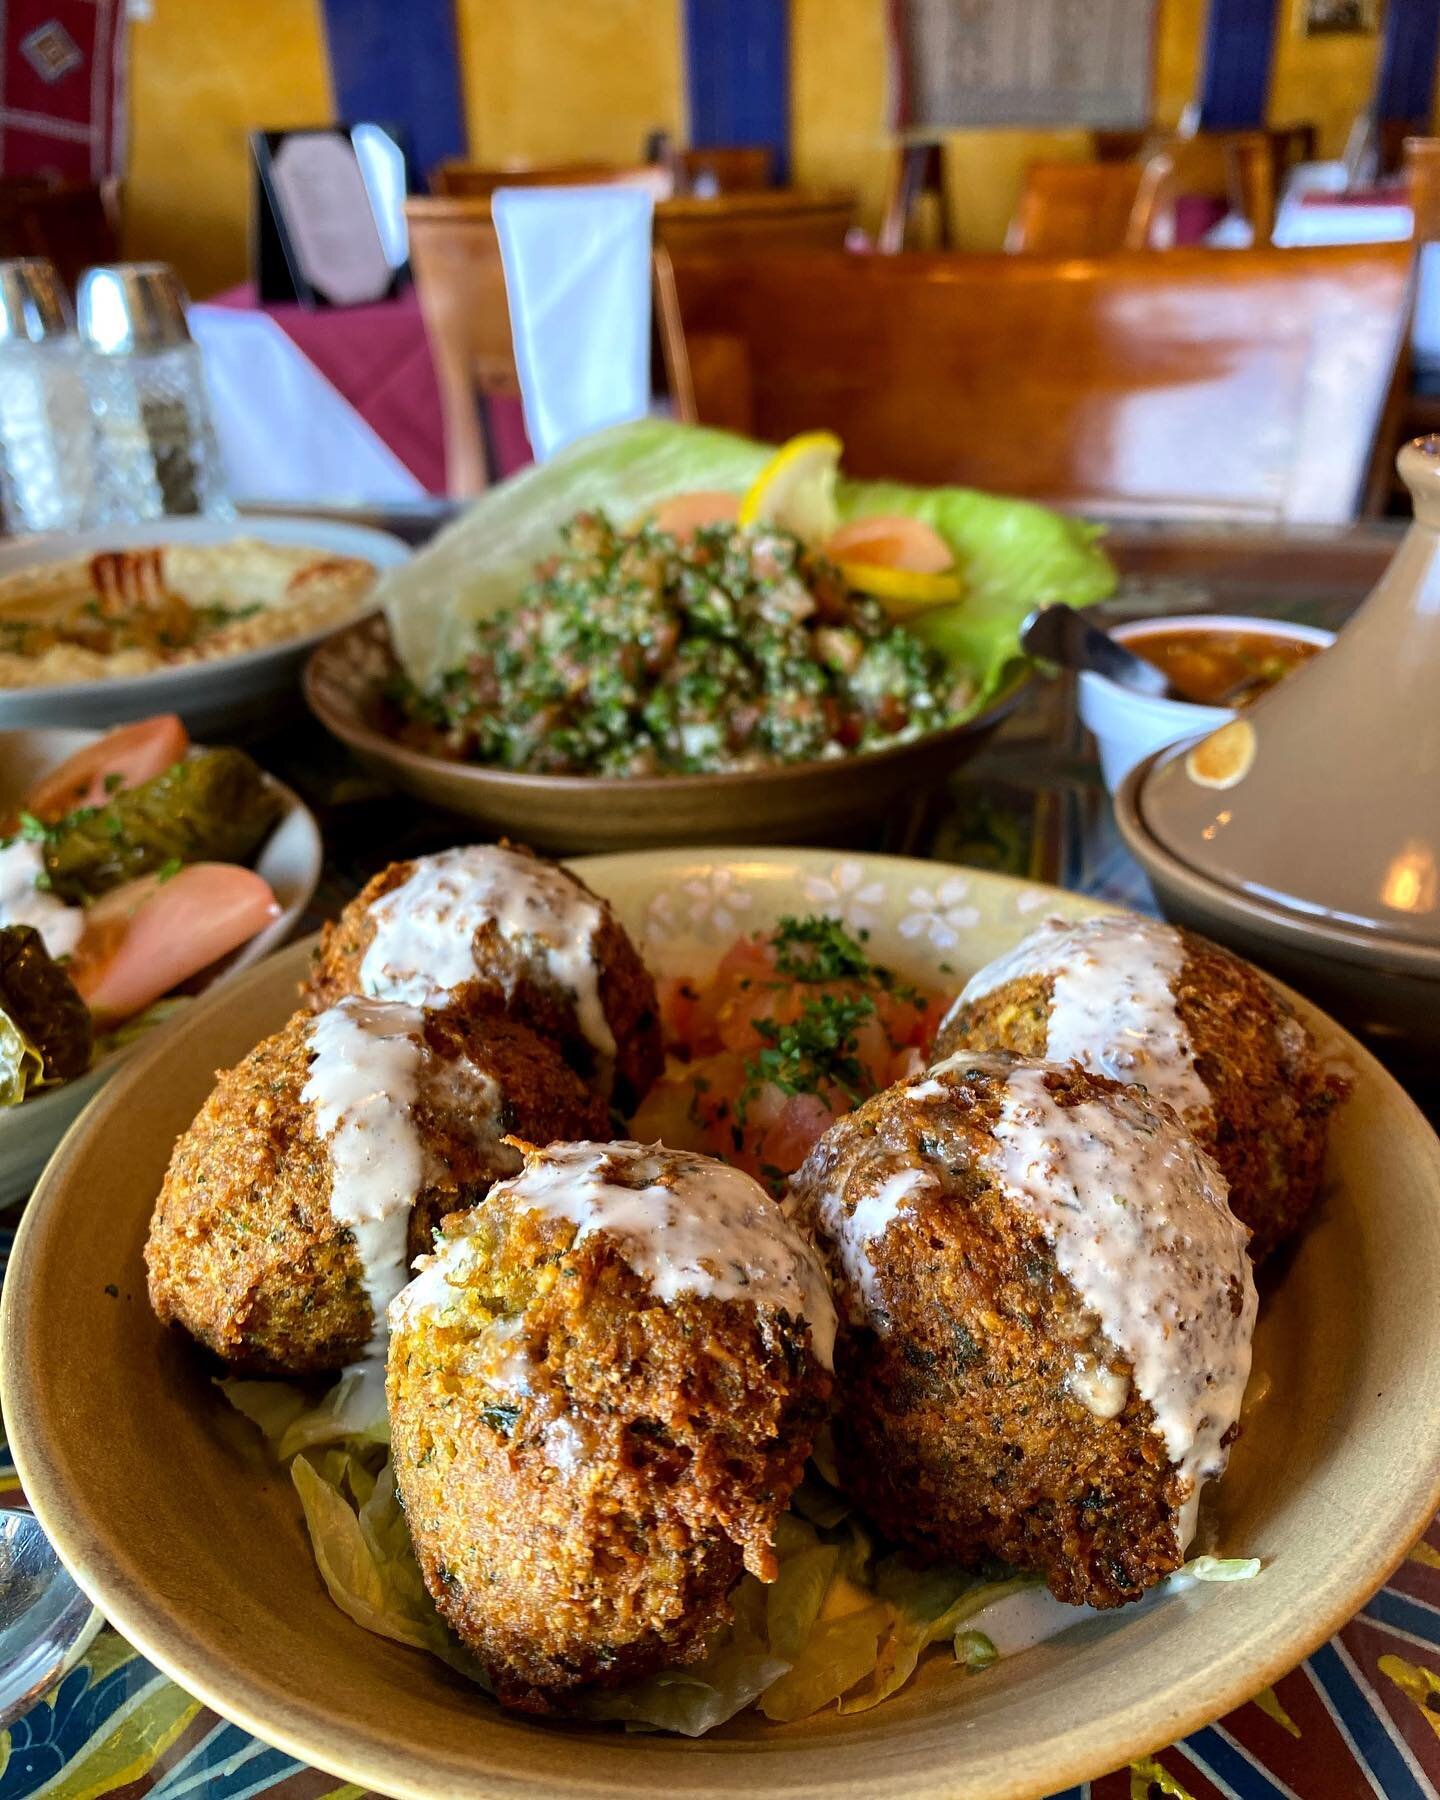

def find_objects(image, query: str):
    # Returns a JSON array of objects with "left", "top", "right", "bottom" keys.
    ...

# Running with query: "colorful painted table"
[{"left": 2, "top": 518, "right": 1437, "bottom": 1800}]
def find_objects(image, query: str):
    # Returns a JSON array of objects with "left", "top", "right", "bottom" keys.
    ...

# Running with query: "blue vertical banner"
[
  {"left": 318, "top": 0, "right": 467, "bottom": 183},
  {"left": 683, "top": 0, "right": 790, "bottom": 179},
  {"left": 1375, "top": 0, "right": 1440, "bottom": 124},
  {"left": 1196, "top": 0, "right": 1280, "bottom": 130}
]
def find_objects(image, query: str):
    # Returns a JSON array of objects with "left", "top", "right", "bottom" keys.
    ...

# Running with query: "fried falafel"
[
  {"left": 146, "top": 1000, "right": 609, "bottom": 1374},
  {"left": 788, "top": 1052, "right": 1256, "bottom": 1609},
  {"left": 386, "top": 1139, "right": 835, "bottom": 1712},
  {"left": 304, "top": 842, "right": 662, "bottom": 1110},
  {"left": 932, "top": 913, "right": 1345, "bottom": 1261}
]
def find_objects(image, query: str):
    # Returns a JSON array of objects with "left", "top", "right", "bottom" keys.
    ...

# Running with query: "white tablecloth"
[{"left": 188, "top": 306, "right": 426, "bottom": 508}]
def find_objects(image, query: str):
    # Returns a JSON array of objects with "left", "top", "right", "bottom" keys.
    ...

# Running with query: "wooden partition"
[{"left": 658, "top": 244, "right": 1413, "bottom": 523}]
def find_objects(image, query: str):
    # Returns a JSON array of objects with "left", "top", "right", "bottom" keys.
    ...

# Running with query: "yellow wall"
[
  {"left": 123, "top": 0, "right": 332, "bottom": 299},
  {"left": 117, "top": 0, "right": 1437, "bottom": 295},
  {"left": 454, "top": 0, "right": 684, "bottom": 167},
  {"left": 1270, "top": 0, "right": 1380, "bottom": 155}
]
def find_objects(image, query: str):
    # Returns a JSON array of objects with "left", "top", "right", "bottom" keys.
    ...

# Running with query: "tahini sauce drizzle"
[
  {"left": 303, "top": 996, "right": 499, "bottom": 1356},
  {"left": 394, "top": 1140, "right": 836, "bottom": 1370},
  {"left": 0, "top": 838, "right": 83, "bottom": 959},
  {"left": 811, "top": 1163, "right": 935, "bottom": 1322},
  {"left": 969, "top": 1057, "right": 1256, "bottom": 1548},
  {"left": 943, "top": 915, "right": 1210, "bottom": 1123},
  {"left": 358, "top": 846, "right": 615, "bottom": 1083}
]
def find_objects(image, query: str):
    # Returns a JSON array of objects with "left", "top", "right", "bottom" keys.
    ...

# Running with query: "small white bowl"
[
  {"left": 1077, "top": 613, "right": 1335, "bottom": 793},
  {"left": 0, "top": 728, "right": 321, "bottom": 1203}
]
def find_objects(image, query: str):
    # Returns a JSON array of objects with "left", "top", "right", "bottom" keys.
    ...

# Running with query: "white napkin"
[{"left": 492, "top": 185, "right": 655, "bottom": 462}]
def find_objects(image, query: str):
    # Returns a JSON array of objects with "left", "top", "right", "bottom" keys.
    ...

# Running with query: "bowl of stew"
[{"left": 1078, "top": 614, "right": 1332, "bottom": 793}]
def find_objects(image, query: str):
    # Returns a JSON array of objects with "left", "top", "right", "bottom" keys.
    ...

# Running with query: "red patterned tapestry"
[{"left": 0, "top": 0, "right": 126, "bottom": 178}]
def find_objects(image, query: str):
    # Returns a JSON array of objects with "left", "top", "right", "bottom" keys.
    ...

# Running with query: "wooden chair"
[
  {"left": 1157, "top": 132, "right": 1277, "bottom": 244},
  {"left": 405, "top": 199, "right": 523, "bottom": 496},
  {"left": 1006, "top": 158, "right": 1173, "bottom": 254},
  {"left": 406, "top": 190, "right": 853, "bottom": 496},
  {"left": 656, "top": 243, "right": 1412, "bottom": 523},
  {"left": 430, "top": 161, "right": 654, "bottom": 199},
  {"left": 0, "top": 177, "right": 119, "bottom": 292},
  {"left": 672, "top": 146, "right": 773, "bottom": 192},
  {"left": 1404, "top": 137, "right": 1440, "bottom": 243}
]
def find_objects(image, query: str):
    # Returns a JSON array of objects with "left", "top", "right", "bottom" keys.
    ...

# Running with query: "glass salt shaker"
[
  {"left": 77, "top": 263, "right": 233, "bottom": 523},
  {"left": 0, "top": 260, "right": 100, "bottom": 535}
]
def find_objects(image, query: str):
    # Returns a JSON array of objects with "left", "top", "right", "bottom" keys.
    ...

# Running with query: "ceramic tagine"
[{"left": 1116, "top": 437, "right": 1440, "bottom": 1050}]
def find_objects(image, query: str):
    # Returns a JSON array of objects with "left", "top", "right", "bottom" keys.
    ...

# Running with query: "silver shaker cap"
[
  {"left": 77, "top": 263, "right": 193, "bottom": 355},
  {"left": 0, "top": 259, "right": 73, "bottom": 345}
]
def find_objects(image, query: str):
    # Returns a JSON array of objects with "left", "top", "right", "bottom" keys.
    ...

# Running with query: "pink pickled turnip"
[
  {"left": 21, "top": 715, "right": 189, "bottom": 825},
  {"left": 68, "top": 863, "right": 279, "bottom": 1026}
]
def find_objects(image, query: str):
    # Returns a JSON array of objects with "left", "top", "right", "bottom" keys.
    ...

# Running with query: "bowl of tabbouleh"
[{"left": 303, "top": 422, "right": 1115, "bottom": 850}]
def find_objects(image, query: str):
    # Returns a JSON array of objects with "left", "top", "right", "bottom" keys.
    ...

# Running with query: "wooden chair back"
[
  {"left": 407, "top": 190, "right": 850, "bottom": 495},
  {"left": 673, "top": 146, "right": 773, "bottom": 192},
  {"left": 404, "top": 198, "right": 521, "bottom": 496},
  {"left": 1158, "top": 132, "right": 1277, "bottom": 243},
  {"left": 653, "top": 191, "right": 853, "bottom": 256},
  {"left": 1404, "top": 137, "right": 1440, "bottom": 243},
  {"left": 0, "top": 177, "right": 118, "bottom": 292},
  {"left": 1006, "top": 158, "right": 1172, "bottom": 254},
  {"left": 656, "top": 243, "right": 1412, "bottom": 523},
  {"left": 430, "top": 161, "right": 652, "bottom": 198}
]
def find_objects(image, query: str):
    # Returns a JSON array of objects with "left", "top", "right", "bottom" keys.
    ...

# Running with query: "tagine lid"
[{"left": 1136, "top": 438, "right": 1440, "bottom": 949}]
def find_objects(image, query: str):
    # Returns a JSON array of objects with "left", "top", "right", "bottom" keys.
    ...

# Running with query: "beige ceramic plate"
[
  {"left": 303, "top": 616, "right": 1026, "bottom": 851},
  {"left": 5, "top": 851, "right": 1440, "bottom": 1800}
]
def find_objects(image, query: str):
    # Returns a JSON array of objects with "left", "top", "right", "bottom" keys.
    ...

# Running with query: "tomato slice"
[
  {"left": 22, "top": 715, "right": 189, "bottom": 824},
  {"left": 821, "top": 516, "right": 955, "bottom": 574},
  {"left": 648, "top": 491, "right": 742, "bottom": 542},
  {"left": 68, "top": 863, "right": 280, "bottom": 1027}
]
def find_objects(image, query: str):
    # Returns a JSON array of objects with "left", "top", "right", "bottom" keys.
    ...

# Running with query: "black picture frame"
[{"left": 251, "top": 124, "right": 411, "bottom": 309}]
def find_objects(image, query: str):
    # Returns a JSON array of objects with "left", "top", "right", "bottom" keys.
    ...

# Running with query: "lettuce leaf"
[
  {"left": 219, "top": 1371, "right": 1254, "bottom": 1735},
  {"left": 379, "top": 419, "right": 1116, "bottom": 711}
]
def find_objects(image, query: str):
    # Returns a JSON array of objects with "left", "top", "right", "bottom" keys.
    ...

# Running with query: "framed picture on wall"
[
  {"left": 1299, "top": 0, "right": 1379, "bottom": 34},
  {"left": 251, "top": 125, "right": 411, "bottom": 308}
]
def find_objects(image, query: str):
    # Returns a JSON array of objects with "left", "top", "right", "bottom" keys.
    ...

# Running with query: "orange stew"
[{"left": 1130, "top": 629, "right": 1322, "bottom": 706}]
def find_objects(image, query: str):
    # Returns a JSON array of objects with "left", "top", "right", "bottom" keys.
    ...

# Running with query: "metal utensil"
[
  {"left": 0, "top": 260, "right": 72, "bottom": 346},
  {"left": 1021, "top": 604, "right": 1170, "bottom": 697},
  {"left": 76, "top": 263, "right": 192, "bottom": 356},
  {"left": 0, "top": 1508, "right": 101, "bottom": 1729}
]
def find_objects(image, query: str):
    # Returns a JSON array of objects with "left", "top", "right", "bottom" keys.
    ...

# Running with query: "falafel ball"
[
  {"left": 304, "top": 842, "right": 662, "bottom": 1111},
  {"left": 146, "top": 999, "right": 609, "bottom": 1375},
  {"left": 932, "top": 913, "right": 1346, "bottom": 1262},
  {"left": 788, "top": 1051, "right": 1256, "bottom": 1609},
  {"left": 387, "top": 1139, "right": 835, "bottom": 1712}
]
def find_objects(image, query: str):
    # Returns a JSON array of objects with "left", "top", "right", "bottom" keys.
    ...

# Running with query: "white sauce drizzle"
[
  {"left": 358, "top": 846, "right": 615, "bottom": 1086},
  {"left": 943, "top": 914, "right": 1210, "bottom": 1124},
  {"left": 812, "top": 1164, "right": 935, "bottom": 1323},
  {"left": 0, "top": 838, "right": 83, "bottom": 959},
  {"left": 978, "top": 1061, "right": 1256, "bottom": 1549},
  {"left": 303, "top": 997, "right": 499, "bottom": 1358},
  {"left": 393, "top": 1140, "right": 837, "bottom": 1370}
]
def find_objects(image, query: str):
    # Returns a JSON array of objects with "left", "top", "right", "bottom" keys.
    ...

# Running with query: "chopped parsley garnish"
[
  {"left": 771, "top": 914, "right": 874, "bottom": 982},
  {"left": 738, "top": 991, "right": 876, "bottom": 1121}
]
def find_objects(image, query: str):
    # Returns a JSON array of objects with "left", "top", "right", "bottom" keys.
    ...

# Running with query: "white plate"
[
  {"left": 0, "top": 514, "right": 411, "bottom": 736},
  {"left": 0, "top": 727, "right": 321, "bottom": 1202}
]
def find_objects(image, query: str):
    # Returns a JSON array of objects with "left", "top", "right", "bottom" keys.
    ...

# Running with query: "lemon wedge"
[
  {"left": 836, "top": 560, "right": 965, "bottom": 617},
  {"left": 738, "top": 431, "right": 843, "bottom": 543},
  {"left": 1185, "top": 719, "right": 1256, "bottom": 789}
]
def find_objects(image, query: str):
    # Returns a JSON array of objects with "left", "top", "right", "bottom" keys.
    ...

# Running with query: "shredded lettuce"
[
  {"left": 217, "top": 1374, "right": 1257, "bottom": 1734},
  {"left": 0, "top": 1009, "right": 46, "bottom": 1107},
  {"left": 378, "top": 419, "right": 1115, "bottom": 709}
]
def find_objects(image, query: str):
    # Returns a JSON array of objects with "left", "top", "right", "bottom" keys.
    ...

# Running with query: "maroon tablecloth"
[{"left": 208, "top": 284, "right": 532, "bottom": 494}]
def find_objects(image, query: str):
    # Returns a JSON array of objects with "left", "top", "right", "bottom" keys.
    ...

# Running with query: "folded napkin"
[{"left": 492, "top": 185, "right": 655, "bottom": 462}]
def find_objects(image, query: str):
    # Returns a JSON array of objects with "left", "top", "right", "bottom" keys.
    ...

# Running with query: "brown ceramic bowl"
[
  {"left": 303, "top": 615, "right": 1027, "bottom": 852},
  {"left": 1116, "top": 746, "right": 1440, "bottom": 1052}
]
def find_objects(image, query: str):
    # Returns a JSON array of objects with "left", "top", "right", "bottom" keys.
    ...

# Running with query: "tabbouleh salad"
[{"left": 391, "top": 512, "right": 975, "bottom": 777}]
